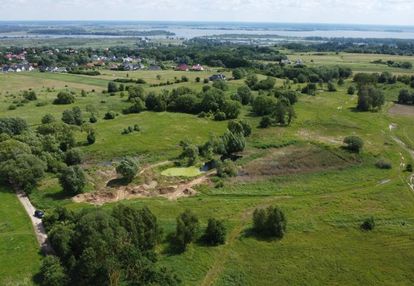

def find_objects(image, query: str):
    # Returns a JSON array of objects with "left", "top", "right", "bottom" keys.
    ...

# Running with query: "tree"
[
  {"left": 252, "top": 95, "right": 276, "bottom": 116},
  {"left": 216, "top": 159, "right": 238, "bottom": 177},
  {"left": 61, "top": 107, "right": 82, "bottom": 126},
  {"left": 347, "top": 85, "right": 356, "bottom": 95},
  {"left": 235, "top": 85, "right": 252, "bottom": 105},
  {"left": 65, "top": 149, "right": 82, "bottom": 165},
  {"left": 87, "top": 129, "right": 96, "bottom": 145},
  {"left": 260, "top": 115, "right": 272, "bottom": 128},
  {"left": 252, "top": 206, "right": 287, "bottom": 238},
  {"left": 53, "top": 91, "right": 75, "bottom": 105},
  {"left": 124, "top": 98, "right": 146, "bottom": 114},
  {"left": 357, "top": 86, "right": 384, "bottom": 111},
  {"left": 59, "top": 166, "right": 86, "bottom": 195},
  {"left": 112, "top": 205, "right": 161, "bottom": 251},
  {"left": 232, "top": 68, "right": 246, "bottom": 79},
  {"left": 245, "top": 74, "right": 258, "bottom": 88},
  {"left": 221, "top": 100, "right": 241, "bottom": 119},
  {"left": 0, "top": 117, "right": 28, "bottom": 135},
  {"left": 104, "top": 111, "right": 116, "bottom": 120},
  {"left": 174, "top": 209, "right": 199, "bottom": 251},
  {"left": 327, "top": 82, "right": 337, "bottom": 92},
  {"left": 107, "top": 81, "right": 118, "bottom": 93},
  {"left": 398, "top": 89, "right": 412, "bottom": 105},
  {"left": 128, "top": 86, "right": 145, "bottom": 101},
  {"left": 38, "top": 256, "right": 68, "bottom": 286},
  {"left": 301, "top": 83, "right": 317, "bottom": 96},
  {"left": 116, "top": 157, "right": 139, "bottom": 182},
  {"left": 273, "top": 101, "right": 295, "bottom": 126},
  {"left": 343, "top": 136, "right": 364, "bottom": 153},
  {"left": 23, "top": 90, "right": 37, "bottom": 101},
  {"left": 42, "top": 114, "right": 56, "bottom": 124},
  {"left": 0, "top": 153, "right": 46, "bottom": 192},
  {"left": 179, "top": 141, "right": 199, "bottom": 166},
  {"left": 42, "top": 208, "right": 179, "bottom": 286},
  {"left": 221, "top": 130, "right": 246, "bottom": 155},
  {"left": 203, "top": 218, "right": 226, "bottom": 246},
  {"left": 212, "top": 80, "right": 228, "bottom": 91}
]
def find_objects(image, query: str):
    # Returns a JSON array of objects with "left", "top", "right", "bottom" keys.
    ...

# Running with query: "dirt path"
[
  {"left": 16, "top": 191, "right": 52, "bottom": 254},
  {"left": 390, "top": 124, "right": 414, "bottom": 192}
]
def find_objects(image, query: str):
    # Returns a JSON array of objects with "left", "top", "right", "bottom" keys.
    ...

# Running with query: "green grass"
[
  {"left": 82, "top": 111, "right": 227, "bottom": 162},
  {"left": 0, "top": 187, "right": 41, "bottom": 286},
  {"left": 2, "top": 56, "right": 414, "bottom": 285}
]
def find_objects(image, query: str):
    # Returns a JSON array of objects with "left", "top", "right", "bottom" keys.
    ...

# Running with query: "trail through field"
[
  {"left": 16, "top": 191, "right": 52, "bottom": 254},
  {"left": 200, "top": 197, "right": 291, "bottom": 286},
  {"left": 389, "top": 123, "right": 414, "bottom": 192}
]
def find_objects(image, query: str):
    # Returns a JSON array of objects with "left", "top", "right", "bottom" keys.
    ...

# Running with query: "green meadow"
[{"left": 1, "top": 52, "right": 414, "bottom": 285}]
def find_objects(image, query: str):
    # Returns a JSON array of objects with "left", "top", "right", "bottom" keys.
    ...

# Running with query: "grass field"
[
  {"left": 1, "top": 52, "right": 414, "bottom": 285},
  {"left": 0, "top": 187, "right": 41, "bottom": 286}
]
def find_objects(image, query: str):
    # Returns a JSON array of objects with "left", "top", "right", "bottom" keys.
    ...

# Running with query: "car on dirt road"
[{"left": 34, "top": 210, "right": 44, "bottom": 219}]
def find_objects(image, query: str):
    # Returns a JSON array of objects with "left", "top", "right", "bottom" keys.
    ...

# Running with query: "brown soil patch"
[
  {"left": 389, "top": 104, "right": 414, "bottom": 117},
  {"left": 240, "top": 144, "right": 360, "bottom": 179},
  {"left": 73, "top": 160, "right": 214, "bottom": 205},
  {"left": 297, "top": 129, "right": 343, "bottom": 145}
]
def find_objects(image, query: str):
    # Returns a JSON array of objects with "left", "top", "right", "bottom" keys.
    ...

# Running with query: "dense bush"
[
  {"left": 65, "top": 148, "right": 82, "bottom": 165},
  {"left": 203, "top": 218, "right": 226, "bottom": 246},
  {"left": 61, "top": 107, "right": 83, "bottom": 126},
  {"left": 116, "top": 157, "right": 139, "bottom": 182},
  {"left": 252, "top": 206, "right": 287, "bottom": 238},
  {"left": 361, "top": 217, "right": 375, "bottom": 231},
  {"left": 42, "top": 206, "right": 179, "bottom": 285},
  {"left": 343, "top": 136, "right": 364, "bottom": 153},
  {"left": 0, "top": 117, "right": 28, "bottom": 135},
  {"left": 174, "top": 209, "right": 199, "bottom": 251},
  {"left": 53, "top": 91, "right": 75, "bottom": 105},
  {"left": 357, "top": 86, "right": 384, "bottom": 111},
  {"left": 104, "top": 111, "right": 116, "bottom": 120},
  {"left": 375, "top": 159, "right": 392, "bottom": 169},
  {"left": 41, "top": 114, "right": 56, "bottom": 124},
  {"left": 216, "top": 159, "right": 238, "bottom": 177},
  {"left": 86, "top": 129, "right": 96, "bottom": 145},
  {"left": 59, "top": 166, "right": 86, "bottom": 195}
]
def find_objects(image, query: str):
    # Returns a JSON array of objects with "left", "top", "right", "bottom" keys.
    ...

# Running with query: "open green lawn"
[
  {"left": 2, "top": 55, "right": 414, "bottom": 285},
  {"left": 0, "top": 188, "right": 41, "bottom": 286},
  {"left": 287, "top": 52, "right": 414, "bottom": 74}
]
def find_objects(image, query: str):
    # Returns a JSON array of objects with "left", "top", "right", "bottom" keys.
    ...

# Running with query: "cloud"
[{"left": 0, "top": 0, "right": 413, "bottom": 25}]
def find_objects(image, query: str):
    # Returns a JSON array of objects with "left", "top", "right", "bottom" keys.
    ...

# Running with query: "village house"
[
  {"left": 191, "top": 64, "right": 204, "bottom": 71},
  {"left": 175, "top": 63, "right": 189, "bottom": 71}
]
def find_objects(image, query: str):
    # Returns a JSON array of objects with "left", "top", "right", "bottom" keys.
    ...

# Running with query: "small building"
[
  {"left": 176, "top": 64, "right": 189, "bottom": 71},
  {"left": 191, "top": 64, "right": 204, "bottom": 71}
]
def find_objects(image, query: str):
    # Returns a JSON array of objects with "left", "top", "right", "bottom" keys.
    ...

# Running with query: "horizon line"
[{"left": 0, "top": 20, "right": 413, "bottom": 28}]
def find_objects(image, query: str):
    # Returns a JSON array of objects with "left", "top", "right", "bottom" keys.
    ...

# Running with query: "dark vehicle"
[{"left": 34, "top": 210, "right": 44, "bottom": 219}]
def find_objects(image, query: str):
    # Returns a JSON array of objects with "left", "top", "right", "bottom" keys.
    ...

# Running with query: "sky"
[{"left": 0, "top": 0, "right": 413, "bottom": 26}]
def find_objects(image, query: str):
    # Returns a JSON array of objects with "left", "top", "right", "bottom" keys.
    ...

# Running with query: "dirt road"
[{"left": 16, "top": 191, "right": 52, "bottom": 254}]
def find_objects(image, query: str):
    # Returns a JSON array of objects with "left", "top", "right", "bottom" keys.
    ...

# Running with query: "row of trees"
[{"left": 123, "top": 85, "right": 242, "bottom": 121}]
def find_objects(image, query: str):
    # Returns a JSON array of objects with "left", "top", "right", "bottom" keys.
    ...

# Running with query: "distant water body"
[{"left": 2, "top": 21, "right": 414, "bottom": 39}]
